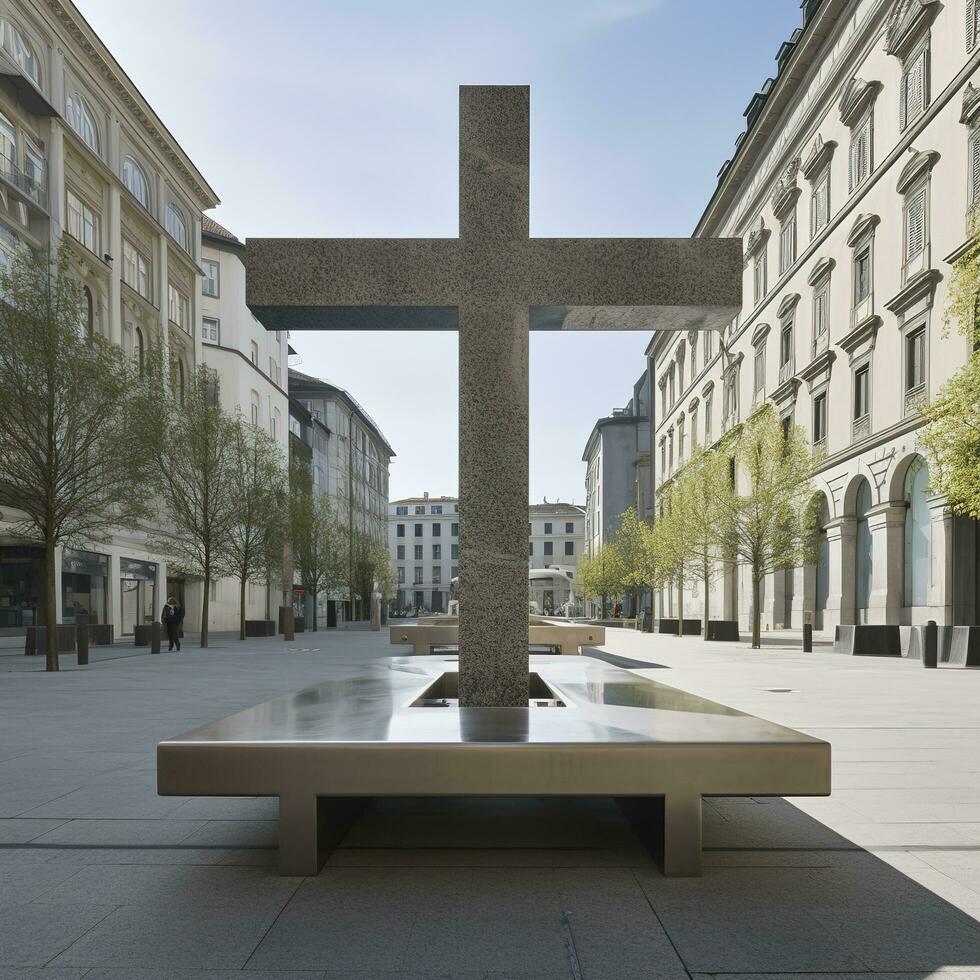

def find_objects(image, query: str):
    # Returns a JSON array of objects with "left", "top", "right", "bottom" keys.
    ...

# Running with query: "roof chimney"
[{"left": 423, "top": 491, "right": 429, "bottom": 499}]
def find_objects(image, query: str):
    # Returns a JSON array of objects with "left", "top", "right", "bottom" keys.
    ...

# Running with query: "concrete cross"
[{"left": 246, "top": 86, "right": 741, "bottom": 708}]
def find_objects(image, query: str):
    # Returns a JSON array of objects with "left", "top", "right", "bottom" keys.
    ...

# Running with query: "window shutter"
[
  {"left": 905, "top": 189, "right": 926, "bottom": 260},
  {"left": 970, "top": 0, "right": 978, "bottom": 52},
  {"left": 849, "top": 136, "right": 857, "bottom": 192},
  {"left": 900, "top": 67, "right": 908, "bottom": 131},
  {"left": 971, "top": 128, "right": 980, "bottom": 204}
]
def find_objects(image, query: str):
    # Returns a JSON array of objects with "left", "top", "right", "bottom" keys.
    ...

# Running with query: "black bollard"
[
  {"left": 802, "top": 623, "right": 812, "bottom": 653},
  {"left": 150, "top": 621, "right": 162, "bottom": 655},
  {"left": 922, "top": 620, "right": 938, "bottom": 668},
  {"left": 76, "top": 613, "right": 89, "bottom": 666}
]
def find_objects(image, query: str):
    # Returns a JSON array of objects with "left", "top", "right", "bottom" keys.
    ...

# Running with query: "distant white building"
[{"left": 528, "top": 502, "right": 585, "bottom": 615}]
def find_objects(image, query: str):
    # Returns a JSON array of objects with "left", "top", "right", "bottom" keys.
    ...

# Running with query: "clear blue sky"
[{"left": 79, "top": 0, "right": 800, "bottom": 503}]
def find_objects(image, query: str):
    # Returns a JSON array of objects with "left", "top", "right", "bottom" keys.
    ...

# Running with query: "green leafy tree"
[
  {"left": 153, "top": 364, "right": 238, "bottom": 648},
  {"left": 576, "top": 542, "right": 626, "bottom": 617},
  {"left": 657, "top": 448, "right": 732, "bottom": 636},
  {"left": 228, "top": 417, "right": 288, "bottom": 639},
  {"left": 350, "top": 528, "right": 394, "bottom": 627},
  {"left": 0, "top": 244, "right": 157, "bottom": 670},
  {"left": 615, "top": 506, "right": 657, "bottom": 618},
  {"left": 717, "top": 406, "right": 819, "bottom": 648}
]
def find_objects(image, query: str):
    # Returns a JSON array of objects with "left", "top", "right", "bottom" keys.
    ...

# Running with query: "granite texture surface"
[{"left": 244, "top": 85, "right": 742, "bottom": 706}]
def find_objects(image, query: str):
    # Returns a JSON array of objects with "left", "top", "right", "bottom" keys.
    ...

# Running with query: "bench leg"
[
  {"left": 663, "top": 793, "right": 702, "bottom": 877},
  {"left": 278, "top": 793, "right": 322, "bottom": 876}
]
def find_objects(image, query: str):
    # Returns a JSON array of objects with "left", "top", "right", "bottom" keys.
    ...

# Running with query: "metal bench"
[
  {"left": 389, "top": 622, "right": 605, "bottom": 656},
  {"left": 158, "top": 655, "right": 830, "bottom": 878}
]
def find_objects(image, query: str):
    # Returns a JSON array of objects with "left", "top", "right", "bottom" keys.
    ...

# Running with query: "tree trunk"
[
  {"left": 44, "top": 533, "right": 58, "bottom": 672},
  {"left": 751, "top": 566, "right": 761, "bottom": 649},
  {"left": 310, "top": 590, "right": 318, "bottom": 631},
  {"left": 239, "top": 576, "right": 247, "bottom": 640},
  {"left": 201, "top": 568, "right": 210, "bottom": 649},
  {"left": 702, "top": 557, "right": 710, "bottom": 639},
  {"left": 677, "top": 570, "right": 684, "bottom": 638}
]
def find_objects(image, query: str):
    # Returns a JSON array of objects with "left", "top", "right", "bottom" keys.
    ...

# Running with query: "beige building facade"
[
  {"left": 651, "top": 0, "right": 980, "bottom": 633},
  {"left": 0, "top": 0, "right": 218, "bottom": 644}
]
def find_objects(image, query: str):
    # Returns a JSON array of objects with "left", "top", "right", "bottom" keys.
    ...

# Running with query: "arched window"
[
  {"left": 815, "top": 496, "right": 830, "bottom": 624},
  {"left": 134, "top": 327, "right": 145, "bottom": 375},
  {"left": 122, "top": 155, "right": 149, "bottom": 209},
  {"left": 903, "top": 457, "right": 930, "bottom": 607},
  {"left": 165, "top": 202, "right": 188, "bottom": 252},
  {"left": 855, "top": 479, "right": 873, "bottom": 612},
  {"left": 272, "top": 408, "right": 281, "bottom": 441},
  {"left": 0, "top": 20, "right": 40, "bottom": 87},
  {"left": 66, "top": 91, "right": 100, "bottom": 153},
  {"left": 250, "top": 390, "right": 260, "bottom": 426},
  {"left": 83, "top": 285, "right": 94, "bottom": 339}
]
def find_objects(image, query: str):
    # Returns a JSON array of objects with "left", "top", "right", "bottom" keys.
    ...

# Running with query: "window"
[
  {"left": 168, "top": 283, "right": 190, "bottom": 334},
  {"left": 431, "top": 504, "right": 443, "bottom": 514},
  {"left": 971, "top": 0, "right": 980, "bottom": 52},
  {"left": 24, "top": 138, "right": 43, "bottom": 203},
  {"left": 250, "top": 340, "right": 259, "bottom": 365},
  {"left": 668, "top": 367, "right": 675, "bottom": 406},
  {"left": 432, "top": 567, "right": 442, "bottom": 584},
  {"left": 678, "top": 418, "right": 685, "bottom": 460},
  {"left": 544, "top": 541, "right": 553, "bottom": 556},
  {"left": 690, "top": 339, "right": 697, "bottom": 379},
  {"left": 396, "top": 545, "right": 405, "bottom": 560},
  {"left": 177, "top": 360, "right": 186, "bottom": 405},
  {"left": 753, "top": 251, "right": 767, "bottom": 304},
  {"left": 201, "top": 258, "right": 219, "bottom": 297},
  {"left": 451, "top": 543, "right": 459, "bottom": 559},
  {"left": 134, "top": 327, "right": 144, "bottom": 374},
  {"left": 396, "top": 505, "right": 408, "bottom": 516},
  {"left": 971, "top": 126, "right": 980, "bottom": 205},
  {"left": 813, "top": 391, "right": 827, "bottom": 445},
  {"left": 269, "top": 358, "right": 280, "bottom": 386},
  {"left": 529, "top": 542, "right": 534, "bottom": 556},
  {"left": 906, "top": 326, "right": 926, "bottom": 392},
  {"left": 544, "top": 522, "right": 552, "bottom": 535},
  {"left": 0, "top": 110, "right": 15, "bottom": 171},
  {"left": 414, "top": 523, "right": 423, "bottom": 537},
  {"left": 414, "top": 545, "right": 423, "bottom": 560},
  {"left": 250, "top": 390, "right": 260, "bottom": 426},
  {"left": 0, "top": 19, "right": 40, "bottom": 86},
  {"left": 780, "top": 321, "right": 794, "bottom": 368},
  {"left": 433, "top": 544, "right": 441, "bottom": 560},
  {"left": 849, "top": 113, "right": 873, "bottom": 192},
  {"left": 565, "top": 522, "right": 574, "bottom": 534},
  {"left": 903, "top": 184, "right": 927, "bottom": 271},
  {"left": 779, "top": 210, "right": 796, "bottom": 274},
  {"left": 451, "top": 522, "right": 459, "bottom": 536},
  {"left": 202, "top": 316, "right": 220, "bottom": 344},
  {"left": 854, "top": 364, "right": 870, "bottom": 420},
  {"left": 853, "top": 244, "right": 872, "bottom": 307},
  {"left": 83, "top": 285, "right": 94, "bottom": 339},
  {"left": 691, "top": 408, "right": 699, "bottom": 449},
  {"left": 397, "top": 567, "right": 405, "bottom": 584},
  {"left": 122, "top": 240, "right": 150, "bottom": 299},
  {"left": 165, "top": 202, "right": 188, "bottom": 252},
  {"left": 396, "top": 524, "right": 405, "bottom": 537},
  {"left": 900, "top": 43, "right": 928, "bottom": 130},
  {"left": 811, "top": 166, "right": 830, "bottom": 236},
  {"left": 812, "top": 281, "right": 829, "bottom": 355},
  {"left": 754, "top": 343, "right": 766, "bottom": 394},
  {"left": 564, "top": 541, "right": 574, "bottom": 556},
  {"left": 66, "top": 189, "right": 99, "bottom": 253},
  {"left": 66, "top": 91, "right": 99, "bottom": 152},
  {"left": 432, "top": 523, "right": 441, "bottom": 537},
  {"left": 704, "top": 396, "right": 712, "bottom": 443},
  {"left": 122, "top": 156, "right": 149, "bottom": 209},
  {"left": 414, "top": 567, "right": 423, "bottom": 585}
]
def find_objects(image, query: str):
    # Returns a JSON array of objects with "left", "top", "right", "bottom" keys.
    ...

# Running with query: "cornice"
[
  {"left": 751, "top": 321, "right": 771, "bottom": 346},
  {"left": 961, "top": 81, "right": 980, "bottom": 124},
  {"left": 838, "top": 314, "right": 882, "bottom": 357},
  {"left": 771, "top": 376, "right": 801, "bottom": 406},
  {"left": 883, "top": 0, "right": 940, "bottom": 58},
  {"left": 895, "top": 148, "right": 940, "bottom": 193},
  {"left": 799, "top": 348, "right": 836, "bottom": 386},
  {"left": 838, "top": 76, "right": 882, "bottom": 127},
  {"left": 801, "top": 134, "right": 837, "bottom": 180},
  {"left": 846, "top": 212, "right": 881, "bottom": 247},
  {"left": 744, "top": 218, "right": 770, "bottom": 262},
  {"left": 808, "top": 255, "right": 836, "bottom": 285},
  {"left": 883, "top": 267, "right": 942, "bottom": 314},
  {"left": 42, "top": 0, "right": 218, "bottom": 209},
  {"left": 776, "top": 292, "right": 802, "bottom": 319},
  {"left": 770, "top": 157, "right": 802, "bottom": 217}
]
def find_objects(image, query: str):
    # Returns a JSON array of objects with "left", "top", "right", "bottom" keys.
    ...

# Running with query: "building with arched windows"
[
  {"left": 0, "top": 0, "right": 218, "bottom": 645},
  {"left": 649, "top": 0, "right": 980, "bottom": 635}
]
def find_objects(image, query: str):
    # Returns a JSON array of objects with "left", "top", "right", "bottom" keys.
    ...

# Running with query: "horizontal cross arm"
[{"left": 245, "top": 239, "right": 460, "bottom": 331}]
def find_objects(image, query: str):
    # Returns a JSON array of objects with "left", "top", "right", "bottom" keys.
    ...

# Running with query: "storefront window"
[
  {"left": 120, "top": 557, "right": 157, "bottom": 635},
  {"left": 0, "top": 545, "right": 45, "bottom": 631},
  {"left": 62, "top": 549, "right": 109, "bottom": 625}
]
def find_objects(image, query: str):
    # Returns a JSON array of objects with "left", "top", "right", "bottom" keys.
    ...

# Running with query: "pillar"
[
  {"left": 107, "top": 185, "right": 122, "bottom": 346},
  {"left": 866, "top": 502, "right": 905, "bottom": 625},
  {"left": 47, "top": 120, "right": 65, "bottom": 245},
  {"left": 927, "top": 493, "right": 955, "bottom": 625},
  {"left": 824, "top": 516, "right": 854, "bottom": 629},
  {"left": 53, "top": 545, "right": 64, "bottom": 624},
  {"left": 109, "top": 552, "right": 122, "bottom": 636},
  {"left": 457, "top": 87, "right": 529, "bottom": 707}
]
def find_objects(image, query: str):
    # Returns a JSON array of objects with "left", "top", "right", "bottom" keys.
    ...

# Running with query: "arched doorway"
[
  {"left": 855, "top": 479, "right": 873, "bottom": 620},
  {"left": 903, "top": 456, "right": 930, "bottom": 611},
  {"left": 815, "top": 496, "right": 830, "bottom": 630}
]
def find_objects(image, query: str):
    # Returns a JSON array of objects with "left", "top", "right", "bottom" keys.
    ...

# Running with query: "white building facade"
[
  {"left": 528, "top": 502, "right": 585, "bottom": 616},
  {"left": 650, "top": 0, "right": 980, "bottom": 633},
  {"left": 0, "top": 0, "right": 218, "bottom": 645}
]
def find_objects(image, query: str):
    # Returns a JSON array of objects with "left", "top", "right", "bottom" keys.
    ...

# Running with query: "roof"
[
  {"left": 288, "top": 368, "right": 395, "bottom": 458},
  {"left": 529, "top": 503, "right": 584, "bottom": 516},
  {"left": 202, "top": 214, "right": 244, "bottom": 251},
  {"left": 390, "top": 496, "right": 458, "bottom": 505}
]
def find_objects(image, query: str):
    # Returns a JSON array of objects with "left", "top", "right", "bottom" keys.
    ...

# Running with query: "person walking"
[{"left": 162, "top": 595, "right": 184, "bottom": 651}]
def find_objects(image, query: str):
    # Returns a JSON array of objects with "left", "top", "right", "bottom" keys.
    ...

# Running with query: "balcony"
[
  {"left": 778, "top": 358, "right": 795, "bottom": 384},
  {"left": 851, "top": 414, "right": 870, "bottom": 443},
  {"left": 0, "top": 152, "right": 47, "bottom": 212},
  {"left": 811, "top": 330, "right": 828, "bottom": 361}
]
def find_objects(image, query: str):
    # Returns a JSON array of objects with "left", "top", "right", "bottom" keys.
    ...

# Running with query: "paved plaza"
[{"left": 3, "top": 627, "right": 980, "bottom": 978}]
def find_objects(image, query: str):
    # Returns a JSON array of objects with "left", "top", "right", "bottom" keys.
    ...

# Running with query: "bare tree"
[
  {"left": 228, "top": 416, "right": 288, "bottom": 639},
  {"left": 0, "top": 244, "right": 156, "bottom": 670},
  {"left": 154, "top": 363, "right": 237, "bottom": 648}
]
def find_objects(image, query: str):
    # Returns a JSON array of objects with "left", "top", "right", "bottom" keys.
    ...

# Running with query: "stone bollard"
[
  {"left": 281, "top": 605, "right": 295, "bottom": 642},
  {"left": 922, "top": 620, "right": 938, "bottom": 669},
  {"left": 150, "top": 621, "right": 162, "bottom": 655},
  {"left": 76, "top": 613, "right": 89, "bottom": 666},
  {"left": 802, "top": 623, "right": 812, "bottom": 653}
]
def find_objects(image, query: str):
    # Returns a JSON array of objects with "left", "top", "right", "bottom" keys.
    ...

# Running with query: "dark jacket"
[{"left": 162, "top": 603, "right": 184, "bottom": 627}]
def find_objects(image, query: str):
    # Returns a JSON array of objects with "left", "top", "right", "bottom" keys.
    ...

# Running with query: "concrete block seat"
[
  {"left": 158, "top": 655, "right": 830, "bottom": 878},
  {"left": 390, "top": 621, "right": 605, "bottom": 656}
]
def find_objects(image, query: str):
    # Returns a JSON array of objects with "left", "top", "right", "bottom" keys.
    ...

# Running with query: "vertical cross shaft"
[{"left": 457, "top": 86, "right": 530, "bottom": 707}]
